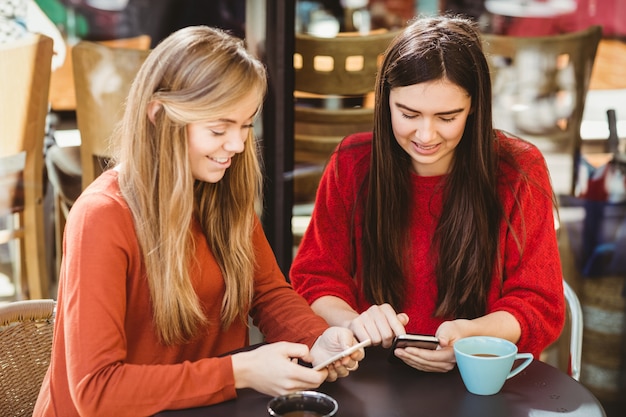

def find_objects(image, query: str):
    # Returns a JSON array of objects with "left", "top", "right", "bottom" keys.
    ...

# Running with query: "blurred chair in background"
[
  {"left": 483, "top": 25, "right": 608, "bottom": 386},
  {"left": 0, "top": 34, "right": 53, "bottom": 300},
  {"left": 292, "top": 29, "right": 398, "bottom": 244},
  {"left": 293, "top": 30, "right": 397, "bottom": 202},
  {"left": 0, "top": 299, "right": 55, "bottom": 416},
  {"left": 49, "top": 34, "right": 150, "bottom": 112},
  {"left": 73, "top": 36, "right": 151, "bottom": 190},
  {"left": 480, "top": 25, "right": 603, "bottom": 196},
  {"left": 563, "top": 278, "right": 583, "bottom": 381},
  {"left": 46, "top": 38, "right": 151, "bottom": 276}
]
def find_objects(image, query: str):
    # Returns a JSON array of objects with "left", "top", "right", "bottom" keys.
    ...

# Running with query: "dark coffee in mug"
[
  {"left": 472, "top": 353, "right": 499, "bottom": 357},
  {"left": 267, "top": 391, "right": 337, "bottom": 417}
]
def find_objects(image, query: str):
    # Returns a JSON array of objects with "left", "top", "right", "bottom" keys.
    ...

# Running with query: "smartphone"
[
  {"left": 392, "top": 334, "right": 439, "bottom": 350},
  {"left": 312, "top": 339, "right": 371, "bottom": 371},
  {"left": 388, "top": 334, "right": 439, "bottom": 363}
]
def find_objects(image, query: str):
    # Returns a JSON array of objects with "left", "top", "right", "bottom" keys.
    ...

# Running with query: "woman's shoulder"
[
  {"left": 316, "top": 132, "right": 372, "bottom": 202},
  {"left": 63, "top": 169, "right": 140, "bottom": 259},
  {"left": 333, "top": 132, "right": 372, "bottom": 172},
  {"left": 495, "top": 130, "right": 546, "bottom": 169},
  {"left": 69, "top": 169, "right": 130, "bottom": 220},
  {"left": 495, "top": 130, "right": 553, "bottom": 193}
]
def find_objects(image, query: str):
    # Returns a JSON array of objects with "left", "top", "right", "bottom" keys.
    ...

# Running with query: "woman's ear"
[{"left": 147, "top": 101, "right": 162, "bottom": 124}]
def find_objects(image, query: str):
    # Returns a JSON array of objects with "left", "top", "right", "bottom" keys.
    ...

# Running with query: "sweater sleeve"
[
  {"left": 290, "top": 135, "right": 370, "bottom": 310},
  {"left": 248, "top": 216, "right": 329, "bottom": 346},
  {"left": 491, "top": 140, "right": 565, "bottom": 357}
]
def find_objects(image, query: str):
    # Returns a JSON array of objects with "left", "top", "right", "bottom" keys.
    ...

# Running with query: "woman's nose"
[
  {"left": 415, "top": 119, "right": 436, "bottom": 143},
  {"left": 223, "top": 133, "right": 246, "bottom": 153}
]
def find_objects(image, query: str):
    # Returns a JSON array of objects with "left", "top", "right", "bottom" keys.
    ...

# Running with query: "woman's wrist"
[
  {"left": 231, "top": 352, "right": 252, "bottom": 389},
  {"left": 311, "top": 296, "right": 359, "bottom": 328},
  {"left": 464, "top": 312, "right": 521, "bottom": 342}
]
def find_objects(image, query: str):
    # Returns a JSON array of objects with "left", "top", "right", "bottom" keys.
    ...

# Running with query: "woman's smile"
[
  {"left": 412, "top": 141, "right": 441, "bottom": 155},
  {"left": 208, "top": 155, "right": 231, "bottom": 165}
]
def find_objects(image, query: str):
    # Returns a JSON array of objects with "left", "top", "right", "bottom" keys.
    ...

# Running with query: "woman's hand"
[
  {"left": 347, "top": 304, "right": 408, "bottom": 348},
  {"left": 310, "top": 297, "right": 408, "bottom": 348},
  {"left": 310, "top": 327, "right": 366, "bottom": 381},
  {"left": 393, "top": 312, "right": 522, "bottom": 373},
  {"left": 392, "top": 344, "right": 456, "bottom": 372},
  {"left": 390, "top": 319, "right": 471, "bottom": 373},
  {"left": 435, "top": 313, "right": 521, "bottom": 350},
  {"left": 232, "top": 342, "right": 327, "bottom": 397}
]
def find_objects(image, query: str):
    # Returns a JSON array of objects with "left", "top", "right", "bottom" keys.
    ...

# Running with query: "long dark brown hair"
[{"left": 361, "top": 15, "right": 509, "bottom": 319}]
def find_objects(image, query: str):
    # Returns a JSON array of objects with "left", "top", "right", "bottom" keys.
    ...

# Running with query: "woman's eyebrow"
[{"left": 395, "top": 102, "right": 465, "bottom": 116}]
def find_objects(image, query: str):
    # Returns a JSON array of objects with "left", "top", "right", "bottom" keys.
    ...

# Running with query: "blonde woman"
[{"left": 34, "top": 26, "right": 363, "bottom": 417}]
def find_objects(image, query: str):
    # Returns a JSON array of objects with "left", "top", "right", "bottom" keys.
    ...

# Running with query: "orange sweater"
[{"left": 34, "top": 170, "right": 329, "bottom": 417}]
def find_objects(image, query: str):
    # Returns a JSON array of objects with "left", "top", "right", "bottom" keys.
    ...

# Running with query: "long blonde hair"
[{"left": 114, "top": 26, "right": 267, "bottom": 344}]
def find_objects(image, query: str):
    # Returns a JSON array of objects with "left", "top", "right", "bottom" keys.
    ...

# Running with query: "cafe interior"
[{"left": 1, "top": 0, "right": 625, "bottom": 415}]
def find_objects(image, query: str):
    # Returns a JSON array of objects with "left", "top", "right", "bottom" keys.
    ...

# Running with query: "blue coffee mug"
[{"left": 454, "top": 336, "right": 533, "bottom": 396}]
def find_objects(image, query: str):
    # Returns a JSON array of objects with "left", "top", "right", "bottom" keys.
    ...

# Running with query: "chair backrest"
[
  {"left": 292, "top": 31, "right": 398, "bottom": 205},
  {"left": 0, "top": 34, "right": 53, "bottom": 299},
  {"left": 294, "top": 29, "right": 398, "bottom": 96},
  {"left": 50, "top": 34, "right": 151, "bottom": 111},
  {"left": 481, "top": 26, "right": 602, "bottom": 196},
  {"left": 293, "top": 29, "right": 398, "bottom": 146},
  {"left": 72, "top": 40, "right": 151, "bottom": 190},
  {"left": 98, "top": 34, "right": 151, "bottom": 50},
  {"left": 0, "top": 299, "right": 56, "bottom": 416}
]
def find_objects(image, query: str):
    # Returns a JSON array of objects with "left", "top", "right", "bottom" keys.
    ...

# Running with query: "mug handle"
[{"left": 507, "top": 353, "right": 533, "bottom": 379}]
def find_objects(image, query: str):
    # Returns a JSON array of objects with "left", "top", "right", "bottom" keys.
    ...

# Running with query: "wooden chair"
[
  {"left": 481, "top": 26, "right": 603, "bottom": 196},
  {"left": 0, "top": 299, "right": 56, "bottom": 416},
  {"left": 293, "top": 30, "right": 398, "bottom": 205},
  {"left": 47, "top": 40, "right": 151, "bottom": 276},
  {"left": 49, "top": 34, "right": 152, "bottom": 111},
  {"left": 73, "top": 40, "right": 151, "bottom": 190},
  {"left": 0, "top": 34, "right": 53, "bottom": 300}
]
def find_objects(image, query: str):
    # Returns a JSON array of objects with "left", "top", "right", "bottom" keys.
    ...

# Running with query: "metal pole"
[{"left": 246, "top": 0, "right": 295, "bottom": 275}]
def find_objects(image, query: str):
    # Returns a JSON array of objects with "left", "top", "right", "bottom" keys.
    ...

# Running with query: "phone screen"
[
  {"left": 393, "top": 337, "right": 438, "bottom": 350},
  {"left": 388, "top": 334, "right": 439, "bottom": 363},
  {"left": 312, "top": 339, "right": 371, "bottom": 371}
]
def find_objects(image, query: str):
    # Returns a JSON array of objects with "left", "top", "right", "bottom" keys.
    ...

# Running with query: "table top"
[{"left": 154, "top": 345, "right": 606, "bottom": 417}]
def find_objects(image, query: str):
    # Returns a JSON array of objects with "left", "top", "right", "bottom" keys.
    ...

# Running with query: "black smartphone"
[{"left": 388, "top": 334, "right": 439, "bottom": 363}]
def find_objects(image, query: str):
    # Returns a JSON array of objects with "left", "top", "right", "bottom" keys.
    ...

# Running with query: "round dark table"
[{"left": 154, "top": 345, "right": 606, "bottom": 417}]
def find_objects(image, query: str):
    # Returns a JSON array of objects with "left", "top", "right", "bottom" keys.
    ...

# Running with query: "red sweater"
[
  {"left": 290, "top": 131, "right": 564, "bottom": 358},
  {"left": 34, "top": 170, "right": 329, "bottom": 417}
]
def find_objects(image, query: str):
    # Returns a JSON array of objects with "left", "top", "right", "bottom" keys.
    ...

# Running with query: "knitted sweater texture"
[
  {"left": 34, "top": 170, "right": 329, "bottom": 417},
  {"left": 291, "top": 131, "right": 564, "bottom": 358}
]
